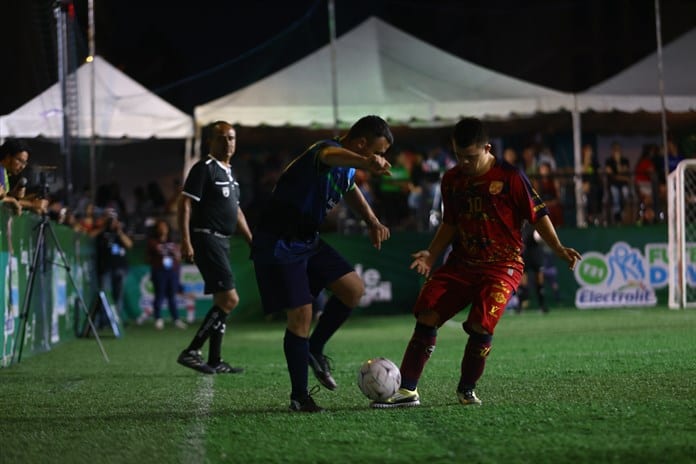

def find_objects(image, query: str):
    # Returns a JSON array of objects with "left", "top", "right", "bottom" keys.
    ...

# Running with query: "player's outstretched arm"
[
  {"left": 410, "top": 222, "right": 456, "bottom": 276},
  {"left": 533, "top": 215, "right": 582, "bottom": 270},
  {"left": 319, "top": 146, "right": 391, "bottom": 176},
  {"left": 343, "top": 188, "right": 390, "bottom": 250}
]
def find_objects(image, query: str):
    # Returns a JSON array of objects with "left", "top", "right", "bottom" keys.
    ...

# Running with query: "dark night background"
[{"left": 3, "top": 0, "right": 696, "bottom": 116}]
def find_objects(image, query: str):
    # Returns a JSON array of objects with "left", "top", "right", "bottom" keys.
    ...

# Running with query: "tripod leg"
[
  {"left": 45, "top": 220, "right": 110, "bottom": 363},
  {"left": 11, "top": 222, "right": 44, "bottom": 364}
]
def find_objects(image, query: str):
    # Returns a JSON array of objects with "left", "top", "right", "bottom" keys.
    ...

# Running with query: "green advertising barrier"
[
  {"left": 0, "top": 209, "right": 98, "bottom": 367},
  {"left": 121, "top": 224, "right": 670, "bottom": 323},
  {"left": 122, "top": 232, "right": 432, "bottom": 323},
  {"left": 556, "top": 224, "right": 669, "bottom": 308},
  {"left": 0, "top": 215, "right": 671, "bottom": 367}
]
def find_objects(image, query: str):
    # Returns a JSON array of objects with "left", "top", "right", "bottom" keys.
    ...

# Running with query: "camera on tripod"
[{"left": 33, "top": 165, "right": 57, "bottom": 200}]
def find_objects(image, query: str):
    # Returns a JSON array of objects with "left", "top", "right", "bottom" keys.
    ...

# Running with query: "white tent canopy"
[
  {"left": 576, "top": 27, "right": 696, "bottom": 113},
  {"left": 0, "top": 55, "right": 193, "bottom": 139},
  {"left": 195, "top": 17, "right": 574, "bottom": 128}
]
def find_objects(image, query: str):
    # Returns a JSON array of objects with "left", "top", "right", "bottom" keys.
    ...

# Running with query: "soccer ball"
[{"left": 357, "top": 357, "right": 401, "bottom": 401}]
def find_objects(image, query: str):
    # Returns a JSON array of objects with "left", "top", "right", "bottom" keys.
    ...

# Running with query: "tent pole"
[
  {"left": 572, "top": 95, "right": 585, "bottom": 227},
  {"left": 53, "top": 2, "right": 73, "bottom": 205},
  {"left": 328, "top": 0, "right": 339, "bottom": 134},
  {"left": 654, "top": 0, "right": 669, "bottom": 178},
  {"left": 88, "top": 0, "right": 97, "bottom": 203}
]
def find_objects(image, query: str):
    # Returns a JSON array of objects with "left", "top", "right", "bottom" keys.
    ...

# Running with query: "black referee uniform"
[{"left": 182, "top": 155, "right": 240, "bottom": 294}]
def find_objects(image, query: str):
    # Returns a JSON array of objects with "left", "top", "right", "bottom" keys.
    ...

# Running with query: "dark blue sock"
[
  {"left": 284, "top": 329, "right": 309, "bottom": 400},
  {"left": 309, "top": 296, "right": 352, "bottom": 356},
  {"left": 187, "top": 306, "right": 224, "bottom": 351}
]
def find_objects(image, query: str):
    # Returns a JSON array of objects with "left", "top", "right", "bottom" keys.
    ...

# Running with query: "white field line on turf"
[{"left": 181, "top": 375, "right": 214, "bottom": 462}]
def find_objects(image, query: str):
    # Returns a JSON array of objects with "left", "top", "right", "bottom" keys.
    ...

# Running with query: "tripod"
[{"left": 11, "top": 214, "right": 109, "bottom": 364}]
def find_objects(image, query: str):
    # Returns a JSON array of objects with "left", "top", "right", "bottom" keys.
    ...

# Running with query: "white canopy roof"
[
  {"left": 577, "top": 27, "right": 696, "bottom": 113},
  {"left": 0, "top": 56, "right": 193, "bottom": 139},
  {"left": 195, "top": 17, "right": 574, "bottom": 127}
]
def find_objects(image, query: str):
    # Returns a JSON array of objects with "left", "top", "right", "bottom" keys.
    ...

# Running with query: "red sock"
[
  {"left": 399, "top": 323, "right": 437, "bottom": 390},
  {"left": 459, "top": 336, "right": 492, "bottom": 391}
]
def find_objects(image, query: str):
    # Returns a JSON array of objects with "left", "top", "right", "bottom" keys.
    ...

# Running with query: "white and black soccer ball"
[{"left": 357, "top": 357, "right": 401, "bottom": 401}]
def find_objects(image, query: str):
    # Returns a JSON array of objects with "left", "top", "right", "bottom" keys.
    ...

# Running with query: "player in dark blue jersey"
[
  {"left": 251, "top": 115, "right": 393, "bottom": 412},
  {"left": 176, "top": 121, "right": 253, "bottom": 375}
]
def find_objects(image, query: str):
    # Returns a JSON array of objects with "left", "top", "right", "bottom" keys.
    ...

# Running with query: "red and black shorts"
[{"left": 413, "top": 262, "right": 522, "bottom": 334}]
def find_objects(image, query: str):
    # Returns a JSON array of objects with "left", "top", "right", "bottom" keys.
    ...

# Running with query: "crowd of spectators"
[{"left": 3, "top": 135, "right": 692, "bottom": 242}]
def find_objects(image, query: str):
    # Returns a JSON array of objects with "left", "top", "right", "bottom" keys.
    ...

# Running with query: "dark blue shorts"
[
  {"left": 251, "top": 236, "right": 353, "bottom": 314},
  {"left": 191, "top": 232, "right": 235, "bottom": 294}
]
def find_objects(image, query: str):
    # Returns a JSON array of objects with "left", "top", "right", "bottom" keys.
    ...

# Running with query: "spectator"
[
  {"left": 635, "top": 144, "right": 657, "bottom": 224},
  {"left": 0, "top": 138, "right": 48, "bottom": 215},
  {"left": 537, "top": 145, "right": 558, "bottom": 172},
  {"left": 75, "top": 203, "right": 99, "bottom": 236},
  {"left": 533, "top": 161, "right": 563, "bottom": 227},
  {"left": 502, "top": 147, "right": 521, "bottom": 169},
  {"left": 520, "top": 145, "right": 538, "bottom": 177},
  {"left": 95, "top": 209, "right": 133, "bottom": 322},
  {"left": 145, "top": 219, "right": 186, "bottom": 330},
  {"left": 580, "top": 143, "right": 602, "bottom": 226},
  {"left": 605, "top": 142, "right": 631, "bottom": 224},
  {"left": 376, "top": 150, "right": 410, "bottom": 229},
  {"left": 666, "top": 137, "right": 685, "bottom": 175}
]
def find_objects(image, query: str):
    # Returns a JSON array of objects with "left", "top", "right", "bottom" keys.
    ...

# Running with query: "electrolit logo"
[
  {"left": 574, "top": 241, "right": 662, "bottom": 309},
  {"left": 354, "top": 263, "right": 392, "bottom": 306}
]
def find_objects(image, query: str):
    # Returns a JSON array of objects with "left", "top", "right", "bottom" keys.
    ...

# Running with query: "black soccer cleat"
[
  {"left": 209, "top": 360, "right": 244, "bottom": 374},
  {"left": 177, "top": 349, "right": 215, "bottom": 374},
  {"left": 289, "top": 387, "right": 325, "bottom": 413},
  {"left": 308, "top": 352, "right": 337, "bottom": 390}
]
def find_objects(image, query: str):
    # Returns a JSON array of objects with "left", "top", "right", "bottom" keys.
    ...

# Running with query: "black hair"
[
  {"left": 206, "top": 120, "right": 234, "bottom": 140},
  {"left": 0, "top": 138, "right": 30, "bottom": 159},
  {"left": 452, "top": 118, "right": 488, "bottom": 148},
  {"left": 345, "top": 115, "right": 394, "bottom": 145}
]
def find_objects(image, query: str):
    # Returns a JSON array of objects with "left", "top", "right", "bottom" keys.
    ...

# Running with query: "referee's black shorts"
[{"left": 191, "top": 232, "right": 235, "bottom": 294}]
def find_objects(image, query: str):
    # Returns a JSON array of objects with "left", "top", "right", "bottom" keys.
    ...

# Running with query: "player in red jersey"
[{"left": 372, "top": 118, "right": 581, "bottom": 408}]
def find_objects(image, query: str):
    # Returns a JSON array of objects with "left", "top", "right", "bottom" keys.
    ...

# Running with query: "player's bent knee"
[
  {"left": 216, "top": 290, "right": 239, "bottom": 313},
  {"left": 416, "top": 309, "right": 440, "bottom": 327},
  {"left": 330, "top": 272, "right": 364, "bottom": 308},
  {"left": 287, "top": 306, "right": 313, "bottom": 337}
]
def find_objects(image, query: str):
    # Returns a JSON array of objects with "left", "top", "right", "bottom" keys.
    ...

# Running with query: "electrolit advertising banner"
[{"left": 573, "top": 241, "right": 682, "bottom": 309}]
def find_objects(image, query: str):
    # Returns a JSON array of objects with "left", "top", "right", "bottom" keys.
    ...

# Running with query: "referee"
[{"left": 176, "top": 121, "right": 252, "bottom": 374}]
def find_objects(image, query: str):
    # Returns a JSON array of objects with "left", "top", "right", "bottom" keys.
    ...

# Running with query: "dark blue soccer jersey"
[
  {"left": 256, "top": 139, "right": 356, "bottom": 239},
  {"left": 182, "top": 156, "right": 240, "bottom": 236}
]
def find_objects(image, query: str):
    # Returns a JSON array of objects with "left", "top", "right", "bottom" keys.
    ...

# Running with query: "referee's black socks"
[{"left": 187, "top": 306, "right": 226, "bottom": 352}]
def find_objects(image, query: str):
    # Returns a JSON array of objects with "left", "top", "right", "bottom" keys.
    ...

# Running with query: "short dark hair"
[
  {"left": 452, "top": 118, "right": 488, "bottom": 148},
  {"left": 0, "top": 138, "right": 30, "bottom": 159},
  {"left": 346, "top": 115, "right": 394, "bottom": 145},
  {"left": 210, "top": 120, "right": 233, "bottom": 130}
]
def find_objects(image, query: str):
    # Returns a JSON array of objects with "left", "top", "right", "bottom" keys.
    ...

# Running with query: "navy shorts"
[
  {"left": 191, "top": 232, "right": 235, "bottom": 294},
  {"left": 251, "top": 236, "right": 353, "bottom": 314}
]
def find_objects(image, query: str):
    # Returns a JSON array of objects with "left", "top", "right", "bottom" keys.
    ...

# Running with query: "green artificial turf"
[{"left": 1, "top": 308, "right": 694, "bottom": 463}]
